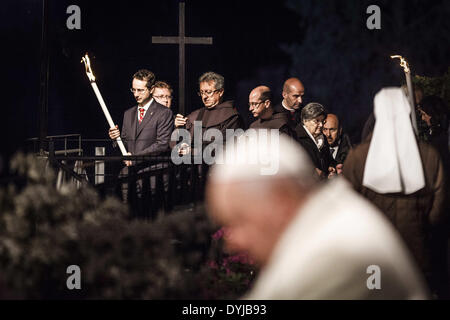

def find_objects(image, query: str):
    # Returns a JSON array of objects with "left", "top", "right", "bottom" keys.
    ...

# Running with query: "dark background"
[{"left": 1, "top": 0, "right": 449, "bottom": 173}]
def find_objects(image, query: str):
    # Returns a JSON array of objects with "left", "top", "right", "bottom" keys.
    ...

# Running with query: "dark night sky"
[{"left": 1, "top": 0, "right": 450, "bottom": 172}]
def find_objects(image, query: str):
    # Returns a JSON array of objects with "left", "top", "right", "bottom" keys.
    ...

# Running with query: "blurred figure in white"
[{"left": 206, "top": 130, "right": 428, "bottom": 300}]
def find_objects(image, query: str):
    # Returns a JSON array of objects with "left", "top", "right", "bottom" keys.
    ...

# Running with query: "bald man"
[
  {"left": 323, "top": 113, "right": 352, "bottom": 165},
  {"left": 206, "top": 132, "right": 428, "bottom": 299},
  {"left": 273, "top": 78, "right": 305, "bottom": 128},
  {"left": 249, "top": 86, "right": 296, "bottom": 138}
]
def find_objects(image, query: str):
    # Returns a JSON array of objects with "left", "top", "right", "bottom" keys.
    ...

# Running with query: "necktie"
[
  {"left": 330, "top": 147, "right": 336, "bottom": 158},
  {"left": 138, "top": 107, "right": 145, "bottom": 123}
]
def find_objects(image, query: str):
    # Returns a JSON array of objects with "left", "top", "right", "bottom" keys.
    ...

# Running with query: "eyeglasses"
[
  {"left": 130, "top": 88, "right": 148, "bottom": 94},
  {"left": 153, "top": 95, "right": 172, "bottom": 100},
  {"left": 310, "top": 118, "right": 326, "bottom": 125},
  {"left": 249, "top": 101, "right": 265, "bottom": 108},
  {"left": 198, "top": 89, "right": 220, "bottom": 97}
]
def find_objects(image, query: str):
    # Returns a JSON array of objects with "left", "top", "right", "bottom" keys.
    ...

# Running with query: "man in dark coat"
[
  {"left": 273, "top": 78, "right": 305, "bottom": 129},
  {"left": 173, "top": 72, "right": 244, "bottom": 153},
  {"left": 295, "top": 103, "right": 335, "bottom": 178},
  {"left": 248, "top": 86, "right": 296, "bottom": 139},
  {"left": 109, "top": 69, "right": 174, "bottom": 163},
  {"left": 323, "top": 113, "right": 352, "bottom": 165},
  {"left": 108, "top": 69, "right": 174, "bottom": 206}
]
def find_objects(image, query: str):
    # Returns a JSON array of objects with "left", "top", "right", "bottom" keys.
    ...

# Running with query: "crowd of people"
[
  {"left": 106, "top": 68, "right": 449, "bottom": 299},
  {"left": 108, "top": 70, "right": 354, "bottom": 177}
]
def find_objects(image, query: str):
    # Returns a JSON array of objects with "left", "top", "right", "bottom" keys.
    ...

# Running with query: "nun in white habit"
[{"left": 343, "top": 87, "right": 446, "bottom": 293}]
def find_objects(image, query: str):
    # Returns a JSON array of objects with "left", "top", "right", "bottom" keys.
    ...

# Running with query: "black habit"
[{"left": 273, "top": 102, "right": 301, "bottom": 130}]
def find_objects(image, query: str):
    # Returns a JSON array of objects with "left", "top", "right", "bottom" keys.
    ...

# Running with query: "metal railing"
[
  {"left": 27, "top": 134, "right": 83, "bottom": 156},
  {"left": 45, "top": 140, "right": 208, "bottom": 220}
]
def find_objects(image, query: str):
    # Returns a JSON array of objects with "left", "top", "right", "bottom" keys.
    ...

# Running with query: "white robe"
[{"left": 245, "top": 178, "right": 428, "bottom": 300}]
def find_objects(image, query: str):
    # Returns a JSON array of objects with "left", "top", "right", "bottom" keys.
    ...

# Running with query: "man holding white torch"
[{"left": 109, "top": 69, "right": 174, "bottom": 166}]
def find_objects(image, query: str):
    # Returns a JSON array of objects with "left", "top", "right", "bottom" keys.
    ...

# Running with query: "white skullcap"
[
  {"left": 363, "top": 87, "right": 425, "bottom": 194},
  {"left": 209, "top": 129, "right": 314, "bottom": 184}
]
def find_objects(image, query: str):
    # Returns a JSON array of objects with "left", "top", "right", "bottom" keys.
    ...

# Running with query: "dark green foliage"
[
  {"left": 0, "top": 153, "right": 255, "bottom": 299},
  {"left": 414, "top": 68, "right": 450, "bottom": 110}
]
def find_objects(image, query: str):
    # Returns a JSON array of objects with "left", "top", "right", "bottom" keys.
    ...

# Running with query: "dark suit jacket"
[
  {"left": 295, "top": 124, "right": 335, "bottom": 172},
  {"left": 333, "top": 133, "right": 352, "bottom": 164},
  {"left": 120, "top": 99, "right": 174, "bottom": 156}
]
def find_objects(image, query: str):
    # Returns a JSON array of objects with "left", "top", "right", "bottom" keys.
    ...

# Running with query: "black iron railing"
[{"left": 45, "top": 140, "right": 209, "bottom": 220}]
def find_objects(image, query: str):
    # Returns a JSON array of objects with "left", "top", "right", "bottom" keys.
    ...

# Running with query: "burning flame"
[
  {"left": 390, "top": 55, "right": 410, "bottom": 73},
  {"left": 81, "top": 53, "right": 96, "bottom": 82}
]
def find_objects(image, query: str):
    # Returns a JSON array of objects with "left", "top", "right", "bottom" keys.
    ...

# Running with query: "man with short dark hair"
[
  {"left": 273, "top": 77, "right": 305, "bottom": 128},
  {"left": 109, "top": 69, "right": 174, "bottom": 164},
  {"left": 107, "top": 69, "right": 174, "bottom": 204},
  {"left": 249, "top": 86, "right": 296, "bottom": 138},
  {"left": 323, "top": 113, "right": 352, "bottom": 165}
]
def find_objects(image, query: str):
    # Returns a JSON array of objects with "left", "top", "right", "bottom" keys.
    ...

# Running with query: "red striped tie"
[{"left": 139, "top": 107, "right": 145, "bottom": 123}]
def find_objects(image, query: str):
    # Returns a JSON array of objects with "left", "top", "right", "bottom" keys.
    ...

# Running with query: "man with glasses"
[
  {"left": 295, "top": 103, "right": 335, "bottom": 179},
  {"left": 173, "top": 71, "right": 244, "bottom": 151},
  {"left": 248, "top": 86, "right": 296, "bottom": 138},
  {"left": 108, "top": 69, "right": 174, "bottom": 165},
  {"left": 151, "top": 81, "right": 173, "bottom": 108}
]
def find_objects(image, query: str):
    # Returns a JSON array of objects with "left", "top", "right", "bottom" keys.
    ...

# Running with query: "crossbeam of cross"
[{"left": 152, "top": 2, "right": 213, "bottom": 115}]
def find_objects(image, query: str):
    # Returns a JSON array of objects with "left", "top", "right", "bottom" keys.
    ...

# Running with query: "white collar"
[
  {"left": 139, "top": 98, "right": 153, "bottom": 111},
  {"left": 282, "top": 100, "right": 295, "bottom": 113}
]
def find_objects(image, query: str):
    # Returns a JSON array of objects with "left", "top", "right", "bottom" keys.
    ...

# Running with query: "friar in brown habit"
[
  {"left": 249, "top": 85, "right": 296, "bottom": 139},
  {"left": 172, "top": 72, "right": 244, "bottom": 150}
]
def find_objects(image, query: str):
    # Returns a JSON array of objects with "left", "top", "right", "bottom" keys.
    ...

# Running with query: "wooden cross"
[{"left": 152, "top": 2, "right": 213, "bottom": 115}]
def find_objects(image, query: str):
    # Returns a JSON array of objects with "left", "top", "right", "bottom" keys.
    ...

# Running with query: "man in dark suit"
[
  {"left": 273, "top": 77, "right": 305, "bottom": 129},
  {"left": 108, "top": 69, "right": 174, "bottom": 208},
  {"left": 323, "top": 113, "right": 352, "bottom": 165},
  {"left": 109, "top": 69, "right": 174, "bottom": 165}
]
